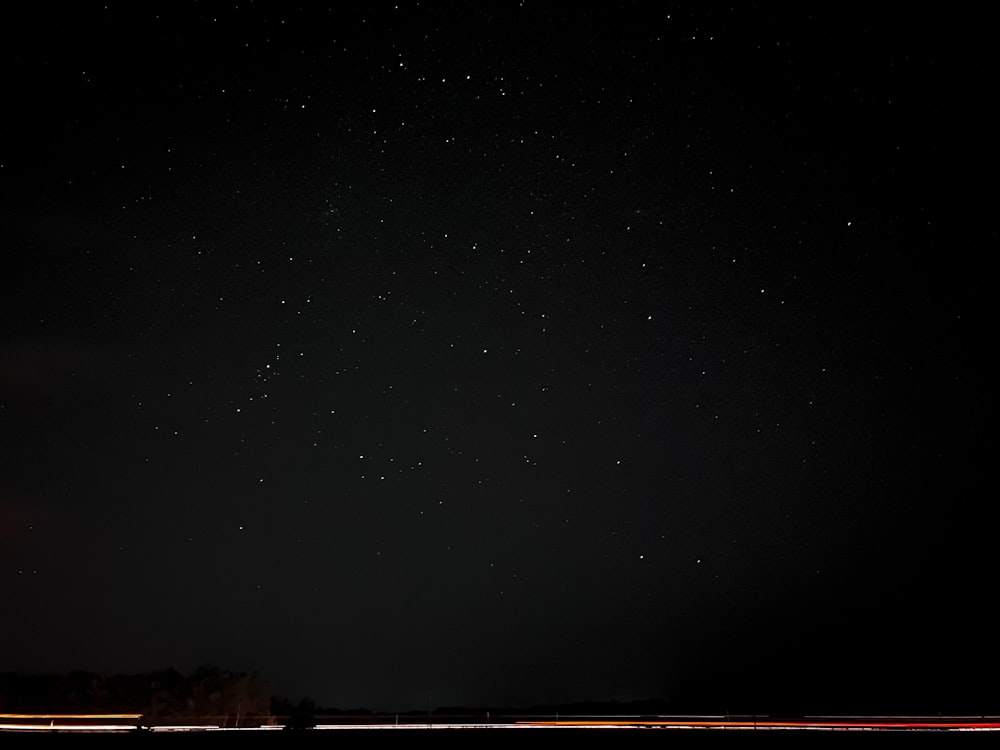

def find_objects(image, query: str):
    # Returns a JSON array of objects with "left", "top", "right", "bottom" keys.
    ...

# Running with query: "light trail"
[{"left": 3, "top": 713, "right": 999, "bottom": 732}]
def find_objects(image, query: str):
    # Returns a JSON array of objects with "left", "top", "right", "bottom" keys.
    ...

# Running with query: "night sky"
[{"left": 1, "top": 3, "right": 993, "bottom": 715}]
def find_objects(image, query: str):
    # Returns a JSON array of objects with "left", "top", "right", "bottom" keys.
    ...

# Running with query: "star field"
[{"left": 0, "top": 3, "right": 992, "bottom": 715}]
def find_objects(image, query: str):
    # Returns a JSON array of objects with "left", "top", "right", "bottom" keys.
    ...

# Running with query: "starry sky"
[{"left": 0, "top": 3, "right": 993, "bottom": 716}]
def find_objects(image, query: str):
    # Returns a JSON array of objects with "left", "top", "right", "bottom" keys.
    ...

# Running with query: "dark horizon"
[
  {"left": 1, "top": 3, "right": 992, "bottom": 717},
  {"left": 1, "top": 655, "right": 992, "bottom": 719}
]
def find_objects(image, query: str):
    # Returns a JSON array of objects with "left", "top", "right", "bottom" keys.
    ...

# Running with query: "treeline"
[
  {"left": 0, "top": 666, "right": 273, "bottom": 727},
  {"left": 1, "top": 668, "right": 682, "bottom": 728}
]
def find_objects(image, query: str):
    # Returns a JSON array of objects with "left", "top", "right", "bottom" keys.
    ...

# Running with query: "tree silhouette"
[{"left": 283, "top": 697, "right": 318, "bottom": 730}]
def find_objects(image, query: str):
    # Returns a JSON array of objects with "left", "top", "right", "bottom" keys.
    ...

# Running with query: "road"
[{"left": 4, "top": 713, "right": 1000, "bottom": 732}]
